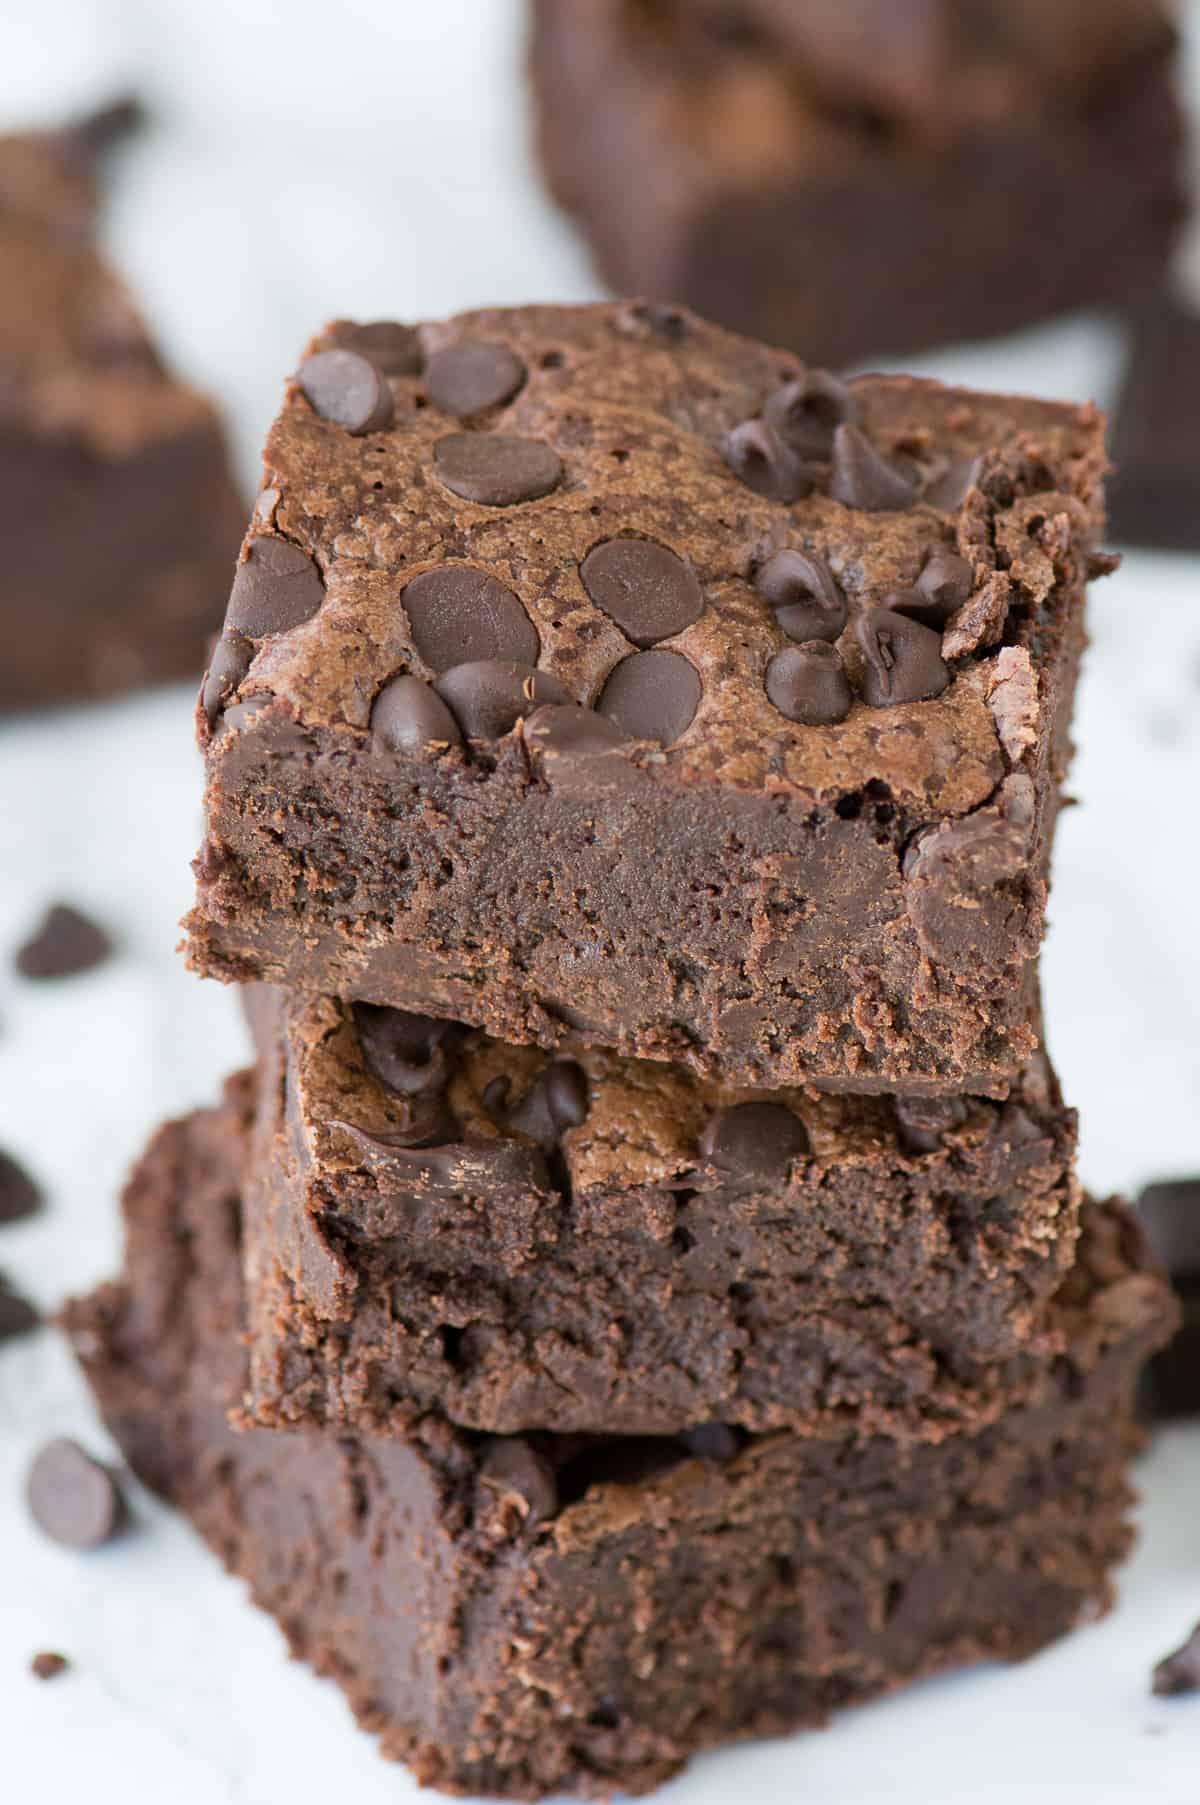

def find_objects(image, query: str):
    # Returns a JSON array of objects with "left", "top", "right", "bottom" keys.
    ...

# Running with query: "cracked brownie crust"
[{"left": 186, "top": 302, "right": 1103, "bottom": 1092}]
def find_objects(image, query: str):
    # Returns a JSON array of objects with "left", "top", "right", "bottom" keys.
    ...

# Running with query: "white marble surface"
[{"left": 1, "top": 2, "right": 1199, "bottom": 1800}]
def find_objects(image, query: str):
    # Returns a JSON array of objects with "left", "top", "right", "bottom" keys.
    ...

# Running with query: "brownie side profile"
[
  {"left": 186, "top": 303, "right": 1105, "bottom": 1094},
  {"left": 240, "top": 988, "right": 1082, "bottom": 1438},
  {"left": 529, "top": 3, "right": 1184, "bottom": 369},
  {"left": 66, "top": 1083, "right": 1170, "bottom": 1800},
  {"left": 0, "top": 116, "right": 244, "bottom": 709}
]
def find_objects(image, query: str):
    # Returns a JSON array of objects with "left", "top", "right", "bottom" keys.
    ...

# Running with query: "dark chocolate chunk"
[
  {"left": 895, "top": 1096, "right": 969, "bottom": 1156},
  {"left": 225, "top": 536, "right": 325, "bottom": 639},
  {"left": 903, "top": 547, "right": 975, "bottom": 625},
  {"left": 424, "top": 341, "right": 526, "bottom": 416},
  {"left": 580, "top": 538, "right": 704, "bottom": 647},
  {"left": 679, "top": 1422, "right": 740, "bottom": 1462},
  {"left": 477, "top": 1439, "right": 558, "bottom": 1531},
  {"left": 26, "top": 1439, "right": 125, "bottom": 1550},
  {"left": 323, "top": 319, "right": 423, "bottom": 376},
  {"left": 856, "top": 608, "right": 950, "bottom": 706},
  {"left": 0, "top": 1275, "right": 39, "bottom": 1343},
  {"left": 598, "top": 649, "right": 700, "bottom": 745},
  {"left": 15, "top": 904, "right": 112, "bottom": 980},
  {"left": 433, "top": 434, "right": 563, "bottom": 506},
  {"left": 1152, "top": 1623, "right": 1200, "bottom": 1697},
  {"left": 298, "top": 349, "right": 394, "bottom": 434},
  {"left": 30, "top": 1652, "right": 69, "bottom": 1682},
  {"left": 698, "top": 1103, "right": 809, "bottom": 1186},
  {"left": 766, "top": 643, "right": 851, "bottom": 726},
  {"left": 829, "top": 424, "right": 920, "bottom": 512},
  {"left": 0, "top": 1149, "right": 42, "bottom": 1224},
  {"left": 722, "top": 419, "right": 816, "bottom": 503},
  {"left": 370, "top": 675, "right": 464, "bottom": 755},
  {"left": 1136, "top": 1178, "right": 1200, "bottom": 1279},
  {"left": 764, "top": 370, "right": 858, "bottom": 459},
  {"left": 403, "top": 567, "right": 539, "bottom": 672},
  {"left": 435, "top": 661, "right": 569, "bottom": 740},
  {"left": 491, "top": 1059, "right": 590, "bottom": 1150},
  {"left": 524, "top": 704, "right": 629, "bottom": 758},
  {"left": 754, "top": 549, "right": 847, "bottom": 643},
  {"left": 200, "top": 632, "right": 255, "bottom": 730},
  {"left": 352, "top": 1003, "right": 459, "bottom": 1100}
]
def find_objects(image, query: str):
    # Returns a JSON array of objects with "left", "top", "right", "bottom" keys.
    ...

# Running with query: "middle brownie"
[{"left": 242, "top": 988, "right": 1081, "bottom": 1440}]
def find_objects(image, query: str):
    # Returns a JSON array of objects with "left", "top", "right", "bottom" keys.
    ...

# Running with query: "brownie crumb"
[
  {"left": 30, "top": 1652, "right": 69, "bottom": 1682},
  {"left": 0, "top": 1149, "right": 42, "bottom": 1224},
  {"left": 14, "top": 904, "right": 113, "bottom": 980},
  {"left": 26, "top": 1439, "right": 126, "bottom": 1549},
  {"left": 1153, "top": 1623, "right": 1200, "bottom": 1697},
  {"left": 0, "top": 1275, "right": 39, "bottom": 1344}
]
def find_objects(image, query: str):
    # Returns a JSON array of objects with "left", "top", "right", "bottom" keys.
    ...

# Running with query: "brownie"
[
  {"left": 242, "top": 986, "right": 1082, "bottom": 1438},
  {"left": 0, "top": 112, "right": 244, "bottom": 709},
  {"left": 65, "top": 1080, "right": 1172, "bottom": 1800},
  {"left": 1108, "top": 295, "right": 1200, "bottom": 551},
  {"left": 1136, "top": 1177, "right": 1200, "bottom": 1417},
  {"left": 529, "top": 2, "right": 1185, "bottom": 369},
  {"left": 185, "top": 302, "right": 1106, "bottom": 1094}
]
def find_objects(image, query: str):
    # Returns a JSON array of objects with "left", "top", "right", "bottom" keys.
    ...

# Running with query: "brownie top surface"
[{"left": 213, "top": 301, "right": 1105, "bottom": 812}]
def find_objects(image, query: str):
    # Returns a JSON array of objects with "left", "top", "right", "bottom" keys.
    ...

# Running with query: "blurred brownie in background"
[
  {"left": 1108, "top": 294, "right": 1200, "bottom": 551},
  {"left": 530, "top": 0, "right": 1186, "bottom": 369},
  {"left": 0, "top": 105, "right": 243, "bottom": 711}
]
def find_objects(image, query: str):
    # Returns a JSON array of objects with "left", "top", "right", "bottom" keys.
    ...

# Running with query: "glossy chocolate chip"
[
  {"left": 26, "top": 1439, "right": 125, "bottom": 1549},
  {"left": 15, "top": 904, "right": 111, "bottom": 980},
  {"left": 436, "top": 661, "right": 569, "bottom": 740},
  {"left": 298, "top": 348, "right": 394, "bottom": 434},
  {"left": 598, "top": 649, "right": 700, "bottom": 746},
  {"left": 856, "top": 608, "right": 951, "bottom": 706},
  {"left": 764, "top": 369, "right": 858, "bottom": 458},
  {"left": 434, "top": 433, "right": 562, "bottom": 506},
  {"left": 323, "top": 318, "right": 422, "bottom": 375},
  {"left": 916, "top": 547, "right": 974, "bottom": 620},
  {"left": 580, "top": 538, "right": 704, "bottom": 647},
  {"left": 200, "top": 632, "right": 254, "bottom": 730},
  {"left": 926, "top": 454, "right": 983, "bottom": 512},
  {"left": 498, "top": 1059, "right": 591, "bottom": 1150},
  {"left": 371, "top": 674, "right": 463, "bottom": 754},
  {"left": 403, "top": 566, "right": 539, "bottom": 672},
  {"left": 524, "top": 704, "right": 629, "bottom": 758},
  {"left": 894, "top": 1096, "right": 969, "bottom": 1156},
  {"left": 543, "top": 1060, "right": 590, "bottom": 1131},
  {"left": 353, "top": 1002, "right": 460, "bottom": 1099},
  {"left": 225, "top": 536, "right": 325, "bottom": 638},
  {"left": 766, "top": 643, "right": 851, "bottom": 726},
  {"left": 722, "top": 419, "right": 816, "bottom": 503},
  {"left": 829, "top": 424, "right": 920, "bottom": 512},
  {"left": 478, "top": 1439, "right": 558, "bottom": 1529},
  {"left": 698, "top": 1103, "right": 809, "bottom": 1186},
  {"left": 424, "top": 341, "right": 526, "bottom": 416},
  {"left": 754, "top": 549, "right": 847, "bottom": 643}
]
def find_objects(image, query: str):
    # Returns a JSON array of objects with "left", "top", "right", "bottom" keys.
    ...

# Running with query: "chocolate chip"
[
  {"left": 580, "top": 538, "right": 704, "bottom": 647},
  {"left": 403, "top": 566, "right": 538, "bottom": 672},
  {"left": 855, "top": 608, "right": 950, "bottom": 706},
  {"left": 478, "top": 1439, "right": 558, "bottom": 1530},
  {"left": 754, "top": 549, "right": 847, "bottom": 643},
  {"left": 200, "top": 632, "right": 255, "bottom": 730},
  {"left": 829, "top": 424, "right": 920, "bottom": 511},
  {"left": 766, "top": 643, "right": 851, "bottom": 726},
  {"left": 543, "top": 1060, "right": 590, "bottom": 1132},
  {"left": 523, "top": 704, "right": 629, "bottom": 758},
  {"left": 892, "top": 547, "right": 975, "bottom": 627},
  {"left": 225, "top": 536, "right": 324, "bottom": 639},
  {"left": 370, "top": 675, "right": 463, "bottom": 755},
  {"left": 298, "top": 348, "right": 394, "bottom": 434},
  {"left": 926, "top": 454, "right": 983, "bottom": 512},
  {"left": 0, "top": 1149, "right": 42, "bottom": 1224},
  {"left": 0, "top": 1275, "right": 39, "bottom": 1344},
  {"left": 353, "top": 1003, "right": 459, "bottom": 1099},
  {"left": 26, "top": 1439, "right": 125, "bottom": 1549},
  {"left": 722, "top": 419, "right": 817, "bottom": 502},
  {"left": 323, "top": 319, "right": 423, "bottom": 376},
  {"left": 764, "top": 369, "right": 858, "bottom": 459},
  {"left": 1137, "top": 1179, "right": 1200, "bottom": 1281},
  {"left": 434, "top": 433, "right": 562, "bottom": 506},
  {"left": 1153, "top": 1623, "right": 1200, "bottom": 1697},
  {"left": 598, "top": 649, "right": 700, "bottom": 746},
  {"left": 435, "top": 661, "right": 569, "bottom": 740},
  {"left": 15, "top": 904, "right": 112, "bottom": 980},
  {"left": 679, "top": 1423, "right": 740, "bottom": 1462},
  {"left": 30, "top": 1652, "right": 69, "bottom": 1682},
  {"left": 494, "top": 1060, "right": 590, "bottom": 1150},
  {"left": 698, "top": 1103, "right": 809, "bottom": 1186},
  {"left": 894, "top": 1096, "right": 969, "bottom": 1155},
  {"left": 424, "top": 341, "right": 526, "bottom": 416}
]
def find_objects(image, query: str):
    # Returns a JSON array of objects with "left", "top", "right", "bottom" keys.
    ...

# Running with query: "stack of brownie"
[{"left": 68, "top": 302, "right": 1176, "bottom": 1798}]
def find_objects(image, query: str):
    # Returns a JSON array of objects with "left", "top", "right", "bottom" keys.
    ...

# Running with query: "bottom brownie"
[{"left": 65, "top": 1079, "right": 1172, "bottom": 1801}]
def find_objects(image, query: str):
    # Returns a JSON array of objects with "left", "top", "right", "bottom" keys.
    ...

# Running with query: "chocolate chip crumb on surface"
[
  {"left": 25, "top": 1439, "right": 126, "bottom": 1549},
  {"left": 30, "top": 1652, "right": 69, "bottom": 1682},
  {"left": 1153, "top": 1623, "right": 1200, "bottom": 1697},
  {"left": 14, "top": 904, "right": 113, "bottom": 981}
]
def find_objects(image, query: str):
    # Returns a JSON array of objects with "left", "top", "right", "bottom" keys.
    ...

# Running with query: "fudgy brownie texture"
[
  {"left": 242, "top": 986, "right": 1082, "bottom": 1439},
  {"left": 186, "top": 303, "right": 1105, "bottom": 1094},
  {"left": 65, "top": 1079, "right": 1172, "bottom": 1801},
  {"left": 530, "top": 2, "right": 1185, "bottom": 369},
  {"left": 0, "top": 110, "right": 244, "bottom": 709},
  {"left": 1108, "top": 295, "right": 1200, "bottom": 551}
]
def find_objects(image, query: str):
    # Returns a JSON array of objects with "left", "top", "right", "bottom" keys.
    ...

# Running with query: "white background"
[{"left": 1, "top": 3, "right": 1198, "bottom": 1800}]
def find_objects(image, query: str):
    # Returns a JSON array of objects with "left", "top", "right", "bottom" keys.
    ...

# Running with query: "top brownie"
[{"left": 187, "top": 302, "right": 1106, "bottom": 1092}]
